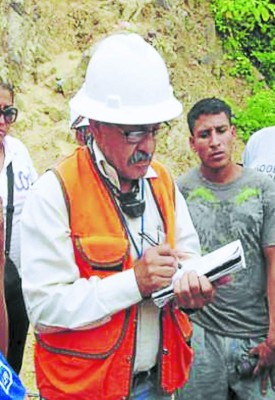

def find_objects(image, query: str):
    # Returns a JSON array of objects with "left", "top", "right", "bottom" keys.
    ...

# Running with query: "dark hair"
[
  {"left": 187, "top": 97, "right": 232, "bottom": 135},
  {"left": 0, "top": 82, "right": 15, "bottom": 103}
]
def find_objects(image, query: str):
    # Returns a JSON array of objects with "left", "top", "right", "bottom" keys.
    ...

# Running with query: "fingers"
[
  {"left": 198, "top": 275, "right": 215, "bottom": 301},
  {"left": 134, "top": 244, "right": 177, "bottom": 297},
  {"left": 249, "top": 348, "right": 261, "bottom": 376},
  {"left": 144, "top": 253, "right": 177, "bottom": 270},
  {"left": 135, "top": 266, "right": 174, "bottom": 298},
  {"left": 259, "top": 367, "right": 275, "bottom": 395},
  {"left": 142, "top": 244, "right": 178, "bottom": 267},
  {"left": 214, "top": 275, "right": 232, "bottom": 286},
  {"left": 249, "top": 346, "right": 259, "bottom": 357},
  {"left": 173, "top": 249, "right": 192, "bottom": 262},
  {"left": 157, "top": 243, "right": 178, "bottom": 257},
  {"left": 155, "top": 266, "right": 177, "bottom": 278},
  {"left": 174, "top": 271, "right": 215, "bottom": 309},
  {"left": 270, "top": 367, "right": 275, "bottom": 391},
  {"left": 250, "top": 341, "right": 275, "bottom": 368},
  {"left": 250, "top": 342, "right": 275, "bottom": 394},
  {"left": 260, "top": 368, "right": 269, "bottom": 395}
]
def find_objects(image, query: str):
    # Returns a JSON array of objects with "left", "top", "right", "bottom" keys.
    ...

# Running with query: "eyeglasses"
[
  {"left": 100, "top": 123, "right": 163, "bottom": 144},
  {"left": 122, "top": 127, "right": 160, "bottom": 144},
  {"left": 0, "top": 106, "right": 18, "bottom": 124}
]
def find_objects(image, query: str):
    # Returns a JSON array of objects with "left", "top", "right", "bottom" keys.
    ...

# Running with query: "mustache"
[{"left": 128, "top": 151, "right": 152, "bottom": 165}]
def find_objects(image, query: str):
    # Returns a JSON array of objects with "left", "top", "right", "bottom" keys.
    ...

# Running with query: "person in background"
[
  {"left": 0, "top": 82, "right": 38, "bottom": 374},
  {"left": 0, "top": 199, "right": 28, "bottom": 400},
  {"left": 21, "top": 33, "right": 215, "bottom": 400},
  {"left": 177, "top": 98, "right": 275, "bottom": 400},
  {"left": 69, "top": 108, "right": 92, "bottom": 146},
  {"left": 55, "top": 77, "right": 65, "bottom": 97},
  {"left": 243, "top": 126, "right": 275, "bottom": 181}
]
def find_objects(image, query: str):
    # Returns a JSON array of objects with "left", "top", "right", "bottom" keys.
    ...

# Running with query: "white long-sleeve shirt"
[
  {"left": 0, "top": 135, "right": 37, "bottom": 274},
  {"left": 21, "top": 141, "right": 200, "bottom": 372}
]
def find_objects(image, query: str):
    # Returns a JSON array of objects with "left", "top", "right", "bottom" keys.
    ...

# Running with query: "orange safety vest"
[{"left": 35, "top": 147, "right": 193, "bottom": 400}]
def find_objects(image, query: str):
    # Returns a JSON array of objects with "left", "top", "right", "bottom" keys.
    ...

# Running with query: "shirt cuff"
[{"left": 95, "top": 268, "right": 143, "bottom": 315}]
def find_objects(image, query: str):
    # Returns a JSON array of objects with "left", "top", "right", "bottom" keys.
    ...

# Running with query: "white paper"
[{"left": 152, "top": 240, "right": 246, "bottom": 308}]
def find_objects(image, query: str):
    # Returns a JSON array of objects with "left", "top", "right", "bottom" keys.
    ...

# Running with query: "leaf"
[{"left": 261, "top": 7, "right": 270, "bottom": 22}]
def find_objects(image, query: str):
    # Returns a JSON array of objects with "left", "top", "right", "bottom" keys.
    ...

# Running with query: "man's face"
[
  {"left": 92, "top": 122, "right": 158, "bottom": 188},
  {"left": 189, "top": 112, "right": 236, "bottom": 171}
]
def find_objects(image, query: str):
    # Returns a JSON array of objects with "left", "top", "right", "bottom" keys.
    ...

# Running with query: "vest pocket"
[
  {"left": 74, "top": 235, "right": 129, "bottom": 272},
  {"left": 37, "top": 307, "right": 131, "bottom": 358}
]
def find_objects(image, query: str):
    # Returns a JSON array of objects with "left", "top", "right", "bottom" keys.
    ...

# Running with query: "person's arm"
[
  {"left": 250, "top": 246, "right": 275, "bottom": 395},
  {"left": 20, "top": 172, "right": 142, "bottom": 333},
  {"left": 0, "top": 197, "right": 8, "bottom": 356},
  {"left": 249, "top": 178, "right": 275, "bottom": 394},
  {"left": 266, "top": 246, "right": 275, "bottom": 350}
]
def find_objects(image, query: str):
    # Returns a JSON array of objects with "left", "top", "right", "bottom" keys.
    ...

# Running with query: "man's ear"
[
  {"left": 189, "top": 136, "right": 196, "bottom": 152},
  {"left": 231, "top": 125, "right": 236, "bottom": 138}
]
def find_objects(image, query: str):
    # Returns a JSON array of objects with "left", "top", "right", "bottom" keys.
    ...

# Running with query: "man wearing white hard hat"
[{"left": 21, "top": 33, "right": 215, "bottom": 400}]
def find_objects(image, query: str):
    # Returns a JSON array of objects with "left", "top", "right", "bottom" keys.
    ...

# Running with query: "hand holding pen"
[
  {"left": 134, "top": 232, "right": 215, "bottom": 308},
  {"left": 134, "top": 242, "right": 177, "bottom": 298}
]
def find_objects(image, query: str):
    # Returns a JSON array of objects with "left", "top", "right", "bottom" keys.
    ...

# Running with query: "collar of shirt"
[{"left": 92, "top": 140, "right": 157, "bottom": 190}]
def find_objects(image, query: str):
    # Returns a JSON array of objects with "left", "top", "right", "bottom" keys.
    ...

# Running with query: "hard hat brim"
[{"left": 69, "top": 86, "right": 183, "bottom": 125}]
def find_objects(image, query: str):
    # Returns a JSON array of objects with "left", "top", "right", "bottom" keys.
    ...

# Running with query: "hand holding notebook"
[{"left": 152, "top": 240, "right": 246, "bottom": 308}]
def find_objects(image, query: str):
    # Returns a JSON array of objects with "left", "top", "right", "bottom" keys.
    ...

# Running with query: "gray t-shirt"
[{"left": 177, "top": 167, "right": 275, "bottom": 338}]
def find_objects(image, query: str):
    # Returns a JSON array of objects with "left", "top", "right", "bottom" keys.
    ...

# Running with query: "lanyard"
[{"left": 121, "top": 179, "right": 144, "bottom": 259}]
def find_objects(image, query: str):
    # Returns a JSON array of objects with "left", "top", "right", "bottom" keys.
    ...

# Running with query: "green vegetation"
[
  {"left": 234, "top": 90, "right": 275, "bottom": 142},
  {"left": 211, "top": 0, "right": 275, "bottom": 141},
  {"left": 211, "top": 0, "right": 275, "bottom": 86}
]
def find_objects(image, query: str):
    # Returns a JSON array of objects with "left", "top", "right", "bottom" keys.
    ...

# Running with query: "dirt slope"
[{"left": 7, "top": 0, "right": 249, "bottom": 177}]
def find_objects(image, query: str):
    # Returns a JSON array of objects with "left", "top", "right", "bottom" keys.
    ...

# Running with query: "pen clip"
[{"left": 138, "top": 232, "right": 159, "bottom": 246}]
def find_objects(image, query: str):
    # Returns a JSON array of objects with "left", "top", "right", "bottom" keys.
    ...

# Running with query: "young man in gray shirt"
[{"left": 177, "top": 98, "right": 275, "bottom": 400}]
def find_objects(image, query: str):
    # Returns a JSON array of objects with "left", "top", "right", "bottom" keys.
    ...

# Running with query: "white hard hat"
[{"left": 69, "top": 33, "right": 182, "bottom": 125}]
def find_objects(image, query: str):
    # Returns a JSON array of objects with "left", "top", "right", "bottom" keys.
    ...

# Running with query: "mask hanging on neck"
[{"left": 118, "top": 190, "right": 145, "bottom": 218}]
